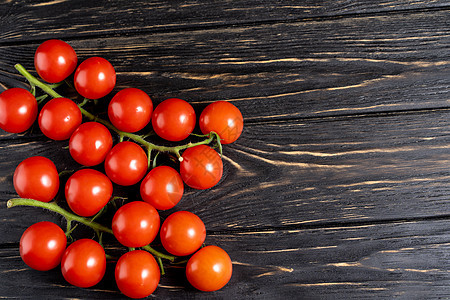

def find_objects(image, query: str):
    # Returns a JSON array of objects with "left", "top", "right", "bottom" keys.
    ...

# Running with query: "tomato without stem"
[
  {"left": 20, "top": 221, "right": 67, "bottom": 271},
  {"left": 74, "top": 57, "right": 116, "bottom": 99},
  {"left": 0, "top": 88, "right": 38, "bottom": 133},
  {"left": 115, "top": 250, "right": 160, "bottom": 298}
]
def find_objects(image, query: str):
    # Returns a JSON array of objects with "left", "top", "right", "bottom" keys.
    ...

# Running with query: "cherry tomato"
[
  {"left": 140, "top": 166, "right": 184, "bottom": 210},
  {"left": 69, "top": 122, "right": 113, "bottom": 166},
  {"left": 186, "top": 245, "right": 233, "bottom": 292},
  {"left": 115, "top": 250, "right": 160, "bottom": 298},
  {"left": 74, "top": 57, "right": 116, "bottom": 99},
  {"left": 0, "top": 88, "right": 38, "bottom": 133},
  {"left": 61, "top": 239, "right": 106, "bottom": 288},
  {"left": 20, "top": 221, "right": 67, "bottom": 271},
  {"left": 180, "top": 145, "right": 223, "bottom": 190},
  {"left": 34, "top": 39, "right": 77, "bottom": 83},
  {"left": 38, "top": 97, "right": 82, "bottom": 140},
  {"left": 199, "top": 101, "right": 244, "bottom": 144},
  {"left": 104, "top": 141, "right": 147, "bottom": 186},
  {"left": 160, "top": 211, "right": 206, "bottom": 256},
  {"left": 108, "top": 88, "right": 153, "bottom": 133},
  {"left": 65, "top": 169, "right": 113, "bottom": 217},
  {"left": 13, "top": 156, "right": 59, "bottom": 202},
  {"left": 112, "top": 201, "right": 160, "bottom": 247},
  {"left": 151, "top": 98, "right": 196, "bottom": 141}
]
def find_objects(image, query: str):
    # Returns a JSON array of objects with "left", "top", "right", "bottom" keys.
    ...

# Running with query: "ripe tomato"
[
  {"left": 180, "top": 145, "right": 223, "bottom": 190},
  {"left": 199, "top": 101, "right": 244, "bottom": 144},
  {"left": 151, "top": 98, "right": 196, "bottom": 141},
  {"left": 0, "top": 88, "right": 38, "bottom": 133},
  {"left": 140, "top": 166, "right": 184, "bottom": 210},
  {"left": 38, "top": 97, "right": 82, "bottom": 140},
  {"left": 112, "top": 201, "right": 160, "bottom": 247},
  {"left": 61, "top": 239, "right": 106, "bottom": 288},
  {"left": 186, "top": 245, "right": 233, "bottom": 292},
  {"left": 34, "top": 39, "right": 77, "bottom": 83},
  {"left": 74, "top": 57, "right": 116, "bottom": 99},
  {"left": 13, "top": 156, "right": 59, "bottom": 202},
  {"left": 20, "top": 221, "right": 67, "bottom": 271},
  {"left": 69, "top": 122, "right": 113, "bottom": 166},
  {"left": 160, "top": 211, "right": 206, "bottom": 256},
  {"left": 65, "top": 169, "right": 113, "bottom": 217},
  {"left": 108, "top": 88, "right": 153, "bottom": 133},
  {"left": 104, "top": 141, "right": 148, "bottom": 186},
  {"left": 115, "top": 250, "right": 160, "bottom": 298}
]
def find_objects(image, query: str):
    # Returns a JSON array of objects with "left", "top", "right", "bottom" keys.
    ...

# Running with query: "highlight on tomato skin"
[{"left": 0, "top": 88, "right": 38, "bottom": 134}]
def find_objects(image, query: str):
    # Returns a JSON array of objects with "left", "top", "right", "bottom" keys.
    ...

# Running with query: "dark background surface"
[{"left": 0, "top": 1, "right": 449, "bottom": 299}]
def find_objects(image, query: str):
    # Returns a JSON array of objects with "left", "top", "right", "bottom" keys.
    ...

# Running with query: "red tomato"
[
  {"left": 0, "top": 88, "right": 38, "bottom": 133},
  {"left": 104, "top": 141, "right": 147, "bottom": 186},
  {"left": 112, "top": 201, "right": 160, "bottom": 247},
  {"left": 13, "top": 156, "right": 59, "bottom": 202},
  {"left": 180, "top": 145, "right": 223, "bottom": 190},
  {"left": 140, "top": 166, "right": 184, "bottom": 210},
  {"left": 115, "top": 250, "right": 160, "bottom": 298},
  {"left": 69, "top": 122, "right": 113, "bottom": 166},
  {"left": 34, "top": 39, "right": 77, "bottom": 83},
  {"left": 65, "top": 169, "right": 113, "bottom": 217},
  {"left": 74, "top": 57, "right": 116, "bottom": 99},
  {"left": 160, "top": 211, "right": 206, "bottom": 256},
  {"left": 199, "top": 101, "right": 244, "bottom": 144},
  {"left": 108, "top": 88, "right": 153, "bottom": 133},
  {"left": 38, "top": 97, "right": 82, "bottom": 140},
  {"left": 151, "top": 98, "right": 196, "bottom": 141},
  {"left": 61, "top": 239, "right": 106, "bottom": 288},
  {"left": 20, "top": 221, "right": 67, "bottom": 271},
  {"left": 186, "top": 245, "right": 233, "bottom": 292}
]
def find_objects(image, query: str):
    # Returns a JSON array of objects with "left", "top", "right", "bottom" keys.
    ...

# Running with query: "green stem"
[
  {"left": 15, "top": 64, "right": 63, "bottom": 99},
  {"left": 142, "top": 245, "right": 175, "bottom": 262}
]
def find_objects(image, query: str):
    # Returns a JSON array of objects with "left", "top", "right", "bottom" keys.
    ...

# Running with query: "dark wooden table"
[{"left": 1, "top": 1, "right": 449, "bottom": 299}]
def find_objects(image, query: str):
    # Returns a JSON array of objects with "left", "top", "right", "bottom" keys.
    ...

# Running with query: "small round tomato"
[
  {"left": 65, "top": 169, "right": 113, "bottom": 217},
  {"left": 160, "top": 211, "right": 205, "bottom": 256},
  {"left": 112, "top": 201, "right": 160, "bottom": 247},
  {"left": 199, "top": 101, "right": 244, "bottom": 144},
  {"left": 20, "top": 221, "right": 67, "bottom": 271},
  {"left": 108, "top": 88, "right": 153, "bottom": 133},
  {"left": 13, "top": 156, "right": 59, "bottom": 202},
  {"left": 104, "top": 141, "right": 147, "bottom": 186},
  {"left": 74, "top": 57, "right": 116, "bottom": 99},
  {"left": 38, "top": 97, "right": 82, "bottom": 140},
  {"left": 180, "top": 145, "right": 223, "bottom": 190},
  {"left": 61, "top": 239, "right": 106, "bottom": 288},
  {"left": 34, "top": 39, "right": 77, "bottom": 83},
  {"left": 0, "top": 88, "right": 38, "bottom": 133},
  {"left": 140, "top": 166, "right": 184, "bottom": 210},
  {"left": 69, "top": 122, "right": 113, "bottom": 166},
  {"left": 115, "top": 250, "right": 160, "bottom": 298},
  {"left": 186, "top": 245, "right": 232, "bottom": 292},
  {"left": 151, "top": 98, "right": 196, "bottom": 141}
]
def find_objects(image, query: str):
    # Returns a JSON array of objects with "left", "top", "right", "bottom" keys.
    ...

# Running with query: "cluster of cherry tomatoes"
[{"left": 1, "top": 39, "right": 244, "bottom": 298}]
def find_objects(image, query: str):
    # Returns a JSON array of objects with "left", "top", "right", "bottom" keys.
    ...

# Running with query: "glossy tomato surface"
[
  {"left": 115, "top": 250, "right": 160, "bottom": 298},
  {"left": 74, "top": 57, "right": 116, "bottom": 99},
  {"left": 0, "top": 88, "right": 38, "bottom": 133},
  {"left": 13, "top": 156, "right": 59, "bottom": 202},
  {"left": 112, "top": 201, "right": 160, "bottom": 247},
  {"left": 140, "top": 166, "right": 184, "bottom": 210},
  {"left": 34, "top": 39, "right": 77, "bottom": 83},
  {"left": 151, "top": 98, "right": 196, "bottom": 141},
  {"left": 180, "top": 145, "right": 223, "bottom": 190},
  {"left": 186, "top": 245, "right": 233, "bottom": 292},
  {"left": 20, "top": 221, "right": 67, "bottom": 271},
  {"left": 65, "top": 169, "right": 113, "bottom": 217},
  {"left": 108, "top": 88, "right": 153, "bottom": 133},
  {"left": 160, "top": 211, "right": 206, "bottom": 256},
  {"left": 199, "top": 101, "right": 244, "bottom": 144},
  {"left": 61, "top": 239, "right": 106, "bottom": 288},
  {"left": 38, "top": 97, "right": 82, "bottom": 140},
  {"left": 104, "top": 141, "right": 148, "bottom": 186}
]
